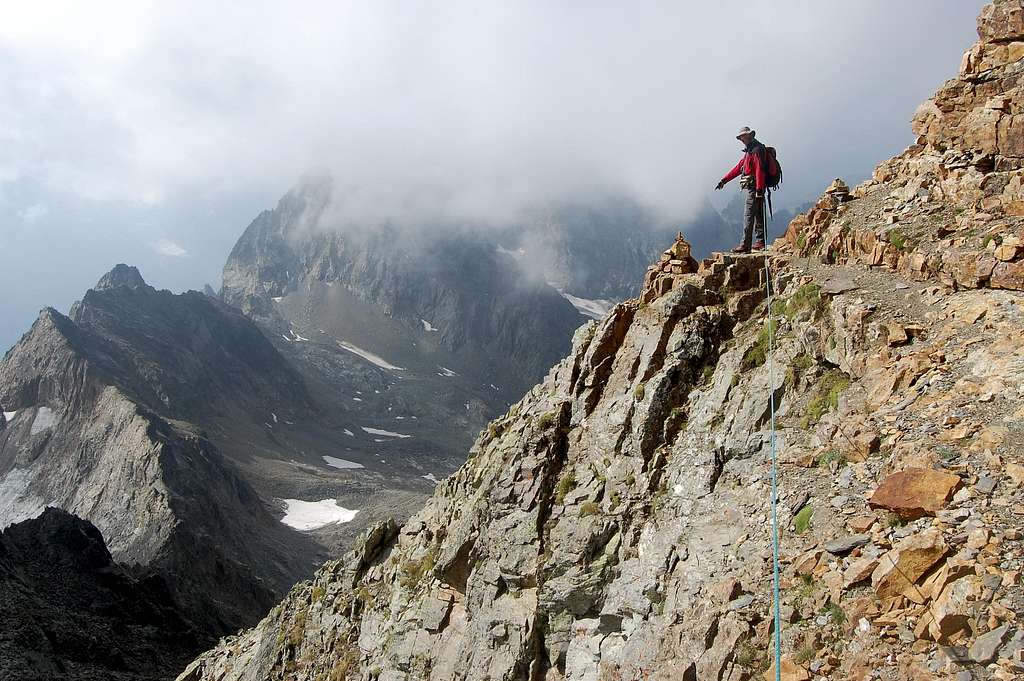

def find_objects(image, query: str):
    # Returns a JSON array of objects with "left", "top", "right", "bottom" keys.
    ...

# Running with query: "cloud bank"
[
  {"left": 0, "top": 1, "right": 987, "bottom": 353},
  {"left": 0, "top": 1, "right": 985, "bottom": 225}
]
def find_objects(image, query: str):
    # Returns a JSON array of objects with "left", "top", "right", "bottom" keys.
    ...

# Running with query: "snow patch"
[
  {"left": 271, "top": 412, "right": 278, "bottom": 423},
  {"left": 422, "top": 473, "right": 439, "bottom": 484},
  {"left": 352, "top": 397, "right": 363, "bottom": 402},
  {"left": 559, "top": 292, "right": 615, "bottom": 320},
  {"left": 322, "top": 455, "right": 365, "bottom": 469},
  {"left": 279, "top": 499, "right": 358, "bottom": 531},
  {"left": 272, "top": 296, "right": 283, "bottom": 302},
  {"left": 343, "top": 429, "right": 355, "bottom": 436},
  {"left": 361, "top": 426, "right": 411, "bottom": 439},
  {"left": 437, "top": 366, "right": 458, "bottom": 377},
  {"left": 337, "top": 341, "right": 405, "bottom": 370},
  {"left": 283, "top": 327, "right": 309, "bottom": 342},
  {"left": 3, "top": 410, "right": 17, "bottom": 423},
  {"left": 0, "top": 468, "right": 47, "bottom": 529},
  {"left": 30, "top": 407, "right": 57, "bottom": 435},
  {"left": 421, "top": 319, "right": 439, "bottom": 332}
]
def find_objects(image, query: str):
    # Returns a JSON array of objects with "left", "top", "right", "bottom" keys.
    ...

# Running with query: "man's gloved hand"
[{"left": 715, "top": 180, "right": 726, "bottom": 190}]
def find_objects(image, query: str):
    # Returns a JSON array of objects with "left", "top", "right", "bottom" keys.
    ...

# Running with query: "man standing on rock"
[{"left": 716, "top": 126, "right": 767, "bottom": 253}]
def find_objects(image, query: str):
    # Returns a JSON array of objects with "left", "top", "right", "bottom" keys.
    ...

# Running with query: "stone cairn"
[
  {"left": 641, "top": 232, "right": 700, "bottom": 302},
  {"left": 642, "top": 231, "right": 771, "bottom": 305},
  {"left": 825, "top": 177, "right": 851, "bottom": 204}
]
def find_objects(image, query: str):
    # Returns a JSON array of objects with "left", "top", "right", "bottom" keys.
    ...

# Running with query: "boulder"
[
  {"left": 843, "top": 556, "right": 880, "bottom": 588},
  {"left": 823, "top": 535, "right": 870, "bottom": 556},
  {"left": 991, "top": 260, "right": 1024, "bottom": 290},
  {"left": 929, "top": 576, "right": 984, "bottom": 643},
  {"left": 871, "top": 529, "right": 948, "bottom": 601},
  {"left": 868, "top": 468, "right": 962, "bottom": 519},
  {"left": 970, "top": 624, "right": 1011, "bottom": 664},
  {"left": 763, "top": 656, "right": 810, "bottom": 681}
]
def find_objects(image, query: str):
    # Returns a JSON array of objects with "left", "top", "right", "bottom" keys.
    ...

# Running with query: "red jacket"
[{"left": 721, "top": 142, "right": 767, "bottom": 191}]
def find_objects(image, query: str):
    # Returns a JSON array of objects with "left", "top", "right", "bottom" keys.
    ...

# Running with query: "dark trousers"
[{"left": 743, "top": 188, "right": 766, "bottom": 246}]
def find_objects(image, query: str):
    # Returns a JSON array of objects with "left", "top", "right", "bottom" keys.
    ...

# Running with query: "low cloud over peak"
[
  {"left": 152, "top": 238, "right": 188, "bottom": 257},
  {"left": 1, "top": 1, "right": 984, "bottom": 223},
  {"left": 0, "top": 1, "right": 987, "bottom": 352}
]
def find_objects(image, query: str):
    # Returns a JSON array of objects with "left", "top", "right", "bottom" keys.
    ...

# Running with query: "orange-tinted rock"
[
  {"left": 871, "top": 529, "right": 949, "bottom": 601},
  {"left": 868, "top": 468, "right": 962, "bottom": 519},
  {"left": 977, "top": 0, "right": 1024, "bottom": 42},
  {"left": 763, "top": 656, "right": 810, "bottom": 681},
  {"left": 991, "top": 260, "right": 1024, "bottom": 289}
]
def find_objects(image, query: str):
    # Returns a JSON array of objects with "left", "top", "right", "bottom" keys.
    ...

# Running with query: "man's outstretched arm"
[{"left": 716, "top": 160, "right": 743, "bottom": 189}]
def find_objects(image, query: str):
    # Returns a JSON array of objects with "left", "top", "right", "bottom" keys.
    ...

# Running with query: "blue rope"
[{"left": 760, "top": 213, "right": 782, "bottom": 681}]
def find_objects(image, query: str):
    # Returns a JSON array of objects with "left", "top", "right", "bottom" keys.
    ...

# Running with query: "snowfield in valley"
[
  {"left": 361, "top": 426, "right": 411, "bottom": 439},
  {"left": 336, "top": 341, "right": 405, "bottom": 370},
  {"left": 279, "top": 499, "right": 358, "bottom": 531},
  {"left": 322, "top": 455, "right": 364, "bottom": 469}
]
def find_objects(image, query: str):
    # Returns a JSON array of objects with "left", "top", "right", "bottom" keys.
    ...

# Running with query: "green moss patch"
[{"left": 801, "top": 369, "right": 851, "bottom": 428}]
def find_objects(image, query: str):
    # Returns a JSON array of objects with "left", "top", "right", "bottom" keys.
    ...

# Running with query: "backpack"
[
  {"left": 763, "top": 146, "right": 782, "bottom": 191},
  {"left": 757, "top": 144, "right": 783, "bottom": 219}
]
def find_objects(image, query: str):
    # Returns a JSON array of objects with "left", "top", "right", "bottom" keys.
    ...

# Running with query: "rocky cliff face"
[
  {"left": 180, "top": 4, "right": 1024, "bottom": 679},
  {"left": 218, "top": 183, "right": 588, "bottom": 474}
]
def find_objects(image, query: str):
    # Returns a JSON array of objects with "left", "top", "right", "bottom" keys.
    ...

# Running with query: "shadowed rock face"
[
  {"left": 179, "top": 4, "right": 1024, "bottom": 679},
  {"left": 0, "top": 508, "right": 198, "bottom": 681}
]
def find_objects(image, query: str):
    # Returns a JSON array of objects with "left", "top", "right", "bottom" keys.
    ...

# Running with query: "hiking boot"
[
  {"left": 752, "top": 240, "right": 766, "bottom": 250},
  {"left": 732, "top": 243, "right": 751, "bottom": 254}
]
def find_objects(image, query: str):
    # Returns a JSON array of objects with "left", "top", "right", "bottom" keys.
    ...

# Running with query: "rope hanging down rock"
[{"left": 761, "top": 204, "right": 782, "bottom": 681}]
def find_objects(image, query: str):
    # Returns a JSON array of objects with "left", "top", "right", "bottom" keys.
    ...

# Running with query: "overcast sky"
[{"left": 0, "top": 1, "right": 986, "bottom": 352}]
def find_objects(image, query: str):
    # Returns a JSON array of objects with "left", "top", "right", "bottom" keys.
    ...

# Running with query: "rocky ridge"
[
  {"left": 0, "top": 267, "right": 326, "bottom": 641},
  {"left": 784, "top": 0, "right": 1024, "bottom": 293},
  {"left": 179, "top": 4, "right": 1024, "bottom": 679}
]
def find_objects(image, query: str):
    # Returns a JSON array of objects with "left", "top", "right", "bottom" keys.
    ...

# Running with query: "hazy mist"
[{"left": 1, "top": 1, "right": 986, "bottom": 350}]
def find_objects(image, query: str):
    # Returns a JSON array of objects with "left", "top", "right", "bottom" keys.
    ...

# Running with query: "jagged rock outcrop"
[
  {"left": 0, "top": 508, "right": 198, "bottom": 681},
  {"left": 180, "top": 250, "right": 787, "bottom": 681},
  {"left": 180, "top": 4, "right": 1024, "bottom": 679},
  {"left": 784, "top": 0, "right": 1024, "bottom": 292}
]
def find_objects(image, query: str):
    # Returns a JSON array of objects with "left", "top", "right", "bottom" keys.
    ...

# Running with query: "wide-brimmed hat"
[{"left": 735, "top": 126, "right": 755, "bottom": 139}]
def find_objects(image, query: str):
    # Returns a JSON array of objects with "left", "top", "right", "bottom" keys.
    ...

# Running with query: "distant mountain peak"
[{"left": 95, "top": 264, "right": 148, "bottom": 291}]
